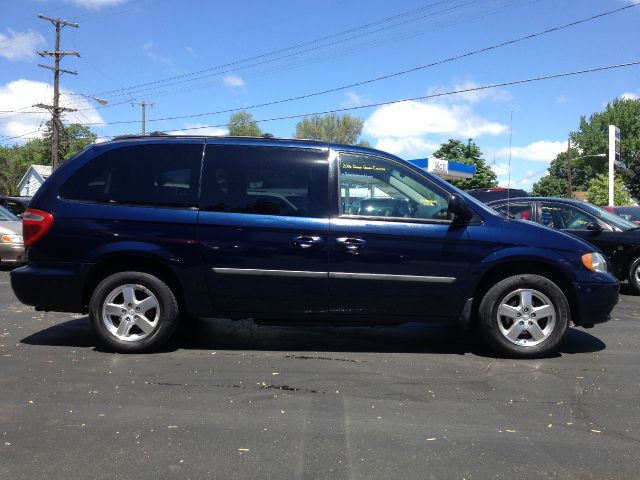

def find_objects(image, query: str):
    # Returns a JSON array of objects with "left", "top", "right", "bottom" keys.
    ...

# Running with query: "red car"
[{"left": 603, "top": 206, "right": 640, "bottom": 225}]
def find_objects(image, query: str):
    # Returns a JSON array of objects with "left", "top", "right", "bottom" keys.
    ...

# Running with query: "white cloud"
[
  {"left": 364, "top": 100, "right": 507, "bottom": 139},
  {"left": 68, "top": 0, "right": 128, "bottom": 9},
  {"left": 223, "top": 75, "right": 245, "bottom": 88},
  {"left": 173, "top": 123, "right": 228, "bottom": 136},
  {"left": 490, "top": 162, "right": 510, "bottom": 176},
  {"left": 374, "top": 137, "right": 441, "bottom": 158},
  {"left": 621, "top": 91, "right": 639, "bottom": 100},
  {"left": 0, "top": 29, "right": 46, "bottom": 61},
  {"left": 495, "top": 140, "right": 566, "bottom": 163},
  {"left": 185, "top": 46, "right": 197, "bottom": 57},
  {"left": 340, "top": 91, "right": 370, "bottom": 108},
  {"left": 428, "top": 79, "right": 512, "bottom": 104},
  {"left": 0, "top": 79, "right": 105, "bottom": 143},
  {"left": 142, "top": 42, "right": 172, "bottom": 66}
]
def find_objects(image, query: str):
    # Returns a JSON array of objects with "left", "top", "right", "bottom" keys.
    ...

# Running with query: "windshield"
[
  {"left": 583, "top": 203, "right": 639, "bottom": 231},
  {"left": 0, "top": 205, "right": 19, "bottom": 221}
]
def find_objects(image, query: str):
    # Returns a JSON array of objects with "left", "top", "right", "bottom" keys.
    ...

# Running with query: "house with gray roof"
[{"left": 18, "top": 164, "right": 52, "bottom": 197}]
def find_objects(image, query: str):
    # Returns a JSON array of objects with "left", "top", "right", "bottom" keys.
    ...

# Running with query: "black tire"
[
  {"left": 89, "top": 271, "right": 179, "bottom": 353},
  {"left": 628, "top": 257, "right": 640, "bottom": 295},
  {"left": 478, "top": 274, "right": 570, "bottom": 358}
]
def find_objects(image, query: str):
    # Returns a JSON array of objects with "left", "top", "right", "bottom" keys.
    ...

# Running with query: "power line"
[
  {"left": 128, "top": 60, "right": 640, "bottom": 136},
  {"left": 64, "top": 3, "right": 639, "bottom": 128},
  {"left": 89, "top": 0, "right": 463, "bottom": 99},
  {"left": 62, "top": 0, "right": 530, "bottom": 109}
]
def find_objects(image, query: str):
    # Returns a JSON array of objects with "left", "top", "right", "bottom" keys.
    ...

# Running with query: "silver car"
[{"left": 0, "top": 205, "right": 25, "bottom": 265}]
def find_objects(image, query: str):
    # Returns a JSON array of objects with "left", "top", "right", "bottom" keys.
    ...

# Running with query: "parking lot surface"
[{"left": 1, "top": 268, "right": 639, "bottom": 480}]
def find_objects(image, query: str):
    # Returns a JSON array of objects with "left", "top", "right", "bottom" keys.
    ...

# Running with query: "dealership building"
[{"left": 407, "top": 157, "right": 476, "bottom": 181}]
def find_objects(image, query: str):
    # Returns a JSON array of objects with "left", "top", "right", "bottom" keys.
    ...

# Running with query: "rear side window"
[
  {"left": 493, "top": 202, "right": 534, "bottom": 221},
  {"left": 200, "top": 145, "right": 329, "bottom": 218},
  {"left": 60, "top": 144, "right": 203, "bottom": 207}
]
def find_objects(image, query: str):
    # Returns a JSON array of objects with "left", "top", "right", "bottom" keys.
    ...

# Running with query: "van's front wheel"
[
  {"left": 478, "top": 274, "right": 570, "bottom": 358},
  {"left": 89, "top": 271, "right": 179, "bottom": 353}
]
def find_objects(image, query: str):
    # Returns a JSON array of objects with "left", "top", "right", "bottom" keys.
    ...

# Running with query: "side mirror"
[
  {"left": 448, "top": 194, "right": 472, "bottom": 222},
  {"left": 586, "top": 222, "right": 603, "bottom": 232}
]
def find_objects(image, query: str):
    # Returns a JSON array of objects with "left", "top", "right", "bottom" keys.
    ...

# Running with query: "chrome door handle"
[
  {"left": 336, "top": 237, "right": 366, "bottom": 252},
  {"left": 292, "top": 236, "right": 324, "bottom": 250}
]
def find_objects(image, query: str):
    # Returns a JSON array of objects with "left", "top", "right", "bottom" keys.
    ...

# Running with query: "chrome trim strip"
[
  {"left": 213, "top": 268, "right": 456, "bottom": 283},
  {"left": 213, "top": 268, "right": 327, "bottom": 278},
  {"left": 329, "top": 272, "right": 456, "bottom": 283}
]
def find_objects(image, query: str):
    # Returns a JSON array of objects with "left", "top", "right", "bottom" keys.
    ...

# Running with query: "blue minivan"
[{"left": 11, "top": 136, "right": 618, "bottom": 357}]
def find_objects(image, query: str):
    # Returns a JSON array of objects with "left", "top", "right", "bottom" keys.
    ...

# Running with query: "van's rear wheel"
[
  {"left": 478, "top": 274, "right": 569, "bottom": 358},
  {"left": 90, "top": 271, "right": 179, "bottom": 352}
]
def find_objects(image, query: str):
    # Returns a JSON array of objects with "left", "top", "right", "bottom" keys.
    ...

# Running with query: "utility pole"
[
  {"left": 131, "top": 101, "right": 155, "bottom": 135},
  {"left": 34, "top": 14, "right": 79, "bottom": 171},
  {"left": 566, "top": 138, "right": 572, "bottom": 197}
]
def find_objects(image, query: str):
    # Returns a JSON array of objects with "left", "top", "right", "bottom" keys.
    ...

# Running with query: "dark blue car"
[{"left": 11, "top": 136, "right": 618, "bottom": 357}]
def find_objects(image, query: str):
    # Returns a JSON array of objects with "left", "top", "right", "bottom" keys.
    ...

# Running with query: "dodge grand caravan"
[{"left": 11, "top": 136, "right": 618, "bottom": 357}]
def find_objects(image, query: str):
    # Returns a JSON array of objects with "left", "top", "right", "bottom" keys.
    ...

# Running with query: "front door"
[
  {"left": 328, "top": 151, "right": 471, "bottom": 320},
  {"left": 198, "top": 143, "right": 331, "bottom": 316}
]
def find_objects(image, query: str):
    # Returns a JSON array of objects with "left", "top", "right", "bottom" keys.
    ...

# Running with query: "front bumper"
[
  {"left": 10, "top": 263, "right": 87, "bottom": 313},
  {"left": 573, "top": 280, "right": 619, "bottom": 327},
  {"left": 0, "top": 243, "right": 26, "bottom": 264}
]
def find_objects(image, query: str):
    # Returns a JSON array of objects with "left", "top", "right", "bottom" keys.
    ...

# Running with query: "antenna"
[{"left": 507, "top": 110, "right": 513, "bottom": 218}]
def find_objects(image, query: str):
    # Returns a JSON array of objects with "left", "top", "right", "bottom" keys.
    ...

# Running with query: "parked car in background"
[
  {"left": 466, "top": 188, "right": 528, "bottom": 204},
  {"left": 0, "top": 205, "right": 25, "bottom": 265},
  {"left": 0, "top": 195, "right": 31, "bottom": 217},
  {"left": 603, "top": 205, "right": 640, "bottom": 225},
  {"left": 10, "top": 136, "right": 618, "bottom": 357},
  {"left": 488, "top": 197, "right": 640, "bottom": 293}
]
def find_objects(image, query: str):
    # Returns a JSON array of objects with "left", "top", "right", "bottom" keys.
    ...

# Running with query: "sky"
[{"left": 0, "top": 0, "right": 639, "bottom": 189}]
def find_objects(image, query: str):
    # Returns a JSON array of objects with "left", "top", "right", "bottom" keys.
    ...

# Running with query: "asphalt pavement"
[{"left": 1, "top": 267, "right": 639, "bottom": 480}]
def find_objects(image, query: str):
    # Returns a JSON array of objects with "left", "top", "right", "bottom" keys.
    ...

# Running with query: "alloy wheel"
[
  {"left": 101, "top": 284, "right": 160, "bottom": 342},
  {"left": 496, "top": 288, "right": 556, "bottom": 347}
]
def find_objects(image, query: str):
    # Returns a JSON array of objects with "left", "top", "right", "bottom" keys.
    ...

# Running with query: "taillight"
[{"left": 22, "top": 209, "right": 54, "bottom": 248}]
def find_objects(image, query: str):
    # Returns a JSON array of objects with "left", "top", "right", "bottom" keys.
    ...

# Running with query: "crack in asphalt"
[{"left": 146, "top": 380, "right": 325, "bottom": 394}]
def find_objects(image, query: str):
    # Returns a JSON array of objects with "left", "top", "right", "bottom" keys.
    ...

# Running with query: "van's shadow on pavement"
[{"left": 21, "top": 316, "right": 606, "bottom": 358}]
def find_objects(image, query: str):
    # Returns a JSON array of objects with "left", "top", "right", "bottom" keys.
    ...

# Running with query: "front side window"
[
  {"left": 60, "top": 143, "right": 202, "bottom": 207},
  {"left": 200, "top": 146, "right": 329, "bottom": 218},
  {"left": 339, "top": 152, "right": 450, "bottom": 221},
  {"left": 540, "top": 203, "right": 599, "bottom": 230}
]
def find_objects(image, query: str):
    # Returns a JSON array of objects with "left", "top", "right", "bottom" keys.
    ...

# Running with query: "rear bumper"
[
  {"left": 573, "top": 280, "right": 619, "bottom": 327},
  {"left": 10, "top": 263, "right": 87, "bottom": 313},
  {"left": 0, "top": 243, "right": 26, "bottom": 264}
]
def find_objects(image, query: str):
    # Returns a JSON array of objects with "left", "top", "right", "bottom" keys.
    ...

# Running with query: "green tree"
[
  {"left": 294, "top": 113, "right": 369, "bottom": 146},
  {"left": 431, "top": 138, "right": 497, "bottom": 189},
  {"left": 545, "top": 148, "right": 604, "bottom": 193},
  {"left": 0, "top": 123, "right": 97, "bottom": 195},
  {"left": 585, "top": 173, "right": 633, "bottom": 206},
  {"left": 570, "top": 98, "right": 640, "bottom": 200},
  {"left": 228, "top": 111, "right": 262, "bottom": 137},
  {"left": 531, "top": 175, "right": 569, "bottom": 198}
]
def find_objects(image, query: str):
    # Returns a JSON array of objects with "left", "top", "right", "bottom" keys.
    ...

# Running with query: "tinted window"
[
  {"left": 540, "top": 202, "right": 598, "bottom": 230},
  {"left": 493, "top": 202, "right": 534, "bottom": 221},
  {"left": 201, "top": 145, "right": 329, "bottom": 218},
  {"left": 60, "top": 144, "right": 203, "bottom": 207},
  {"left": 339, "top": 153, "right": 450, "bottom": 221}
]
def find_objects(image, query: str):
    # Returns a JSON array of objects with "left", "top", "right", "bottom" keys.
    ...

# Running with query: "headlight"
[
  {"left": 582, "top": 252, "right": 607, "bottom": 273},
  {"left": 1, "top": 234, "right": 22, "bottom": 244}
]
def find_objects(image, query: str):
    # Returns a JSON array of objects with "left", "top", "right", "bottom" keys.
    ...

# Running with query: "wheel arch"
[
  {"left": 82, "top": 254, "right": 185, "bottom": 314},
  {"left": 471, "top": 260, "right": 577, "bottom": 324}
]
